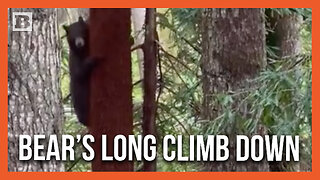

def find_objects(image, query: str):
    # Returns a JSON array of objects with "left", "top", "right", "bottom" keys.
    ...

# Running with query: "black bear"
[{"left": 64, "top": 17, "right": 96, "bottom": 126}]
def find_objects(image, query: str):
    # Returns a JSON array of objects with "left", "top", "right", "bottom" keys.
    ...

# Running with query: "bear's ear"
[
  {"left": 78, "top": 16, "right": 84, "bottom": 23},
  {"left": 63, "top": 24, "right": 69, "bottom": 33}
]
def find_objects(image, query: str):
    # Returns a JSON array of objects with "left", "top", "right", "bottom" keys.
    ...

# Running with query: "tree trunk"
[
  {"left": 142, "top": 8, "right": 157, "bottom": 172},
  {"left": 8, "top": 8, "right": 64, "bottom": 171},
  {"left": 201, "top": 8, "right": 269, "bottom": 171},
  {"left": 266, "top": 11, "right": 302, "bottom": 58},
  {"left": 266, "top": 10, "right": 303, "bottom": 172},
  {"left": 131, "top": 8, "right": 146, "bottom": 80},
  {"left": 89, "top": 8, "right": 133, "bottom": 171}
]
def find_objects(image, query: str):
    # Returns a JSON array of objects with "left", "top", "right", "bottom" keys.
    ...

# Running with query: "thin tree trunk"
[
  {"left": 89, "top": 8, "right": 133, "bottom": 171},
  {"left": 142, "top": 8, "right": 157, "bottom": 172},
  {"left": 201, "top": 8, "right": 269, "bottom": 171},
  {"left": 8, "top": 8, "right": 64, "bottom": 171}
]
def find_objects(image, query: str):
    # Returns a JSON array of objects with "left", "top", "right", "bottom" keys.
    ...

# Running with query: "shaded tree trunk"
[
  {"left": 89, "top": 8, "right": 133, "bottom": 171},
  {"left": 142, "top": 8, "right": 157, "bottom": 172},
  {"left": 8, "top": 8, "right": 64, "bottom": 171},
  {"left": 266, "top": 10, "right": 302, "bottom": 58},
  {"left": 266, "top": 10, "right": 303, "bottom": 172},
  {"left": 201, "top": 8, "right": 269, "bottom": 171}
]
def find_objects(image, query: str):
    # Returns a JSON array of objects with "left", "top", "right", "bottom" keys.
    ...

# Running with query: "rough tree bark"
[
  {"left": 201, "top": 8, "right": 269, "bottom": 171},
  {"left": 266, "top": 10, "right": 303, "bottom": 172},
  {"left": 8, "top": 8, "right": 64, "bottom": 171},
  {"left": 266, "top": 10, "right": 302, "bottom": 58},
  {"left": 142, "top": 8, "right": 157, "bottom": 172},
  {"left": 89, "top": 8, "right": 133, "bottom": 171}
]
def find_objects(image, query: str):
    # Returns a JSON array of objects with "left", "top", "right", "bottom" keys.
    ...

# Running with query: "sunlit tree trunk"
[
  {"left": 131, "top": 8, "right": 146, "bottom": 80},
  {"left": 8, "top": 8, "right": 64, "bottom": 171},
  {"left": 201, "top": 8, "right": 269, "bottom": 171}
]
